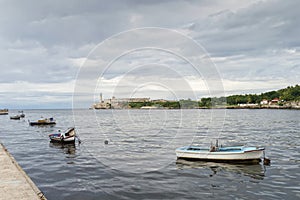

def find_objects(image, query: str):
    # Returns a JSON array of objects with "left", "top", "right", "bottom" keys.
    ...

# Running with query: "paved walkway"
[{"left": 0, "top": 143, "right": 46, "bottom": 200}]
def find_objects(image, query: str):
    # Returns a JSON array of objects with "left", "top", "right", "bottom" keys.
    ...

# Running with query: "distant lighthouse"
[{"left": 100, "top": 93, "right": 103, "bottom": 103}]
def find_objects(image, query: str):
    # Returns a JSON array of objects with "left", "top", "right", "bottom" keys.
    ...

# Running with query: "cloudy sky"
[{"left": 0, "top": 0, "right": 299, "bottom": 109}]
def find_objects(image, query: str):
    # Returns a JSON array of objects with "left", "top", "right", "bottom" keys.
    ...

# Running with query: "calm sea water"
[{"left": 0, "top": 109, "right": 299, "bottom": 200}]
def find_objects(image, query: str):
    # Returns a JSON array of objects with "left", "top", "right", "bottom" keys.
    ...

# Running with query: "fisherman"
[
  {"left": 210, "top": 145, "right": 216, "bottom": 152},
  {"left": 210, "top": 140, "right": 219, "bottom": 152}
]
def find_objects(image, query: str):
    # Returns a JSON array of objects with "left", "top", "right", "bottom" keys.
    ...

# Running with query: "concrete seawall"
[{"left": 0, "top": 143, "right": 46, "bottom": 200}]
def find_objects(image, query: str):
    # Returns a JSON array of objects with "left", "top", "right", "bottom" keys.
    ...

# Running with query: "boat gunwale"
[
  {"left": 29, "top": 122, "right": 56, "bottom": 126},
  {"left": 176, "top": 146, "right": 265, "bottom": 155}
]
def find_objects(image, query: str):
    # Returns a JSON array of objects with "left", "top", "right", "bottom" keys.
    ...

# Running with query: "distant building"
[
  {"left": 111, "top": 96, "right": 150, "bottom": 103},
  {"left": 140, "top": 106, "right": 159, "bottom": 109},
  {"left": 93, "top": 95, "right": 150, "bottom": 109},
  {"left": 152, "top": 99, "right": 168, "bottom": 103},
  {"left": 238, "top": 103, "right": 258, "bottom": 107},
  {"left": 269, "top": 98, "right": 279, "bottom": 105},
  {"left": 260, "top": 99, "right": 269, "bottom": 105}
]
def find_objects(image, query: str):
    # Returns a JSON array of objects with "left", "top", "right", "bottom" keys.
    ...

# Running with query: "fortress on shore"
[{"left": 92, "top": 93, "right": 150, "bottom": 109}]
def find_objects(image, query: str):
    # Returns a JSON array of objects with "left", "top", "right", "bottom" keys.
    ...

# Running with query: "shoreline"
[
  {"left": 93, "top": 106, "right": 300, "bottom": 110},
  {"left": 200, "top": 105, "right": 300, "bottom": 110}
]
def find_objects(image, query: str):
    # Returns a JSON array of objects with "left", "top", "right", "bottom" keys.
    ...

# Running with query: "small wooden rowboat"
[
  {"left": 18, "top": 111, "right": 25, "bottom": 118},
  {"left": 49, "top": 127, "right": 76, "bottom": 143},
  {"left": 176, "top": 141, "right": 265, "bottom": 163},
  {"left": 10, "top": 115, "right": 21, "bottom": 120},
  {"left": 0, "top": 109, "right": 9, "bottom": 115}
]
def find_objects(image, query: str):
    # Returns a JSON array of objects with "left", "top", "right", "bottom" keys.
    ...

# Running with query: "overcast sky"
[{"left": 0, "top": 0, "right": 299, "bottom": 109}]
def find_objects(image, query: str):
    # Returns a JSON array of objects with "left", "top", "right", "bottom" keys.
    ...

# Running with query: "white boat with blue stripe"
[{"left": 176, "top": 141, "right": 265, "bottom": 163}]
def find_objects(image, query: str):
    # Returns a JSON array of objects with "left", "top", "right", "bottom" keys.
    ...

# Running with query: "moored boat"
[
  {"left": 29, "top": 117, "right": 56, "bottom": 126},
  {"left": 0, "top": 109, "right": 9, "bottom": 115},
  {"left": 10, "top": 115, "right": 21, "bottom": 120},
  {"left": 49, "top": 127, "right": 76, "bottom": 143},
  {"left": 18, "top": 111, "right": 25, "bottom": 118},
  {"left": 176, "top": 141, "right": 265, "bottom": 163}
]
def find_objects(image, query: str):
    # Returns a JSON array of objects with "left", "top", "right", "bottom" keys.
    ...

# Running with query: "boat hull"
[
  {"left": 176, "top": 146, "right": 264, "bottom": 163},
  {"left": 49, "top": 128, "right": 76, "bottom": 143},
  {"left": 10, "top": 116, "right": 21, "bottom": 120},
  {"left": 29, "top": 122, "right": 56, "bottom": 126},
  {"left": 49, "top": 136, "right": 75, "bottom": 143}
]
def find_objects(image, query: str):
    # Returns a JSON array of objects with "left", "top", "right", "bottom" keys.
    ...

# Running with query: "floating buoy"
[{"left": 104, "top": 140, "right": 109, "bottom": 145}]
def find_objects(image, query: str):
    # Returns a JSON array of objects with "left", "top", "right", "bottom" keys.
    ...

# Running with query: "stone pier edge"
[{"left": 0, "top": 143, "right": 47, "bottom": 200}]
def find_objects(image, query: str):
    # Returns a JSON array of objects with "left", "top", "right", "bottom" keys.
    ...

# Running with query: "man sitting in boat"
[
  {"left": 210, "top": 140, "right": 219, "bottom": 152},
  {"left": 210, "top": 145, "right": 217, "bottom": 152}
]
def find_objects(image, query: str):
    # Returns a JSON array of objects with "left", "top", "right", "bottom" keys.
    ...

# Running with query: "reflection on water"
[
  {"left": 176, "top": 158, "right": 266, "bottom": 180},
  {"left": 49, "top": 142, "right": 76, "bottom": 155}
]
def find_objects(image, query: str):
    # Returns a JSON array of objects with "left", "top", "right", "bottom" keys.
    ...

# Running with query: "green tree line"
[
  {"left": 128, "top": 85, "right": 300, "bottom": 109},
  {"left": 200, "top": 84, "right": 300, "bottom": 106}
]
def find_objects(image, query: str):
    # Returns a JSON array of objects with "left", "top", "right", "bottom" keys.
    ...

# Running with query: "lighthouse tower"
[{"left": 100, "top": 93, "right": 103, "bottom": 103}]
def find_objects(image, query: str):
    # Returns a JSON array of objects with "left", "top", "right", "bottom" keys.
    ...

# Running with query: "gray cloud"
[
  {"left": 0, "top": 0, "right": 299, "bottom": 108},
  {"left": 181, "top": 0, "right": 300, "bottom": 89},
  {"left": 188, "top": 0, "right": 300, "bottom": 56}
]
